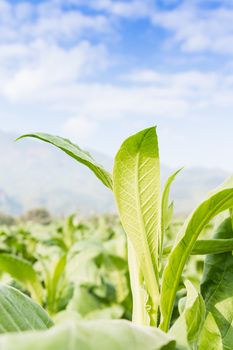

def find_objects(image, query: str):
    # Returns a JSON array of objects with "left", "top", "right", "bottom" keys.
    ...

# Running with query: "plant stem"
[{"left": 127, "top": 240, "right": 150, "bottom": 326}]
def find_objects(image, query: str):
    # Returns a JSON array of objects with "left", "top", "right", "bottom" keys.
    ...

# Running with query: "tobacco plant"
[{"left": 0, "top": 127, "right": 232, "bottom": 349}]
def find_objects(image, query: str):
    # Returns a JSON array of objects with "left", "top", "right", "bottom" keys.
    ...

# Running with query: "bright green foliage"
[
  {"left": 163, "top": 238, "right": 233, "bottom": 256},
  {"left": 161, "top": 168, "right": 182, "bottom": 255},
  {"left": 113, "top": 127, "right": 161, "bottom": 325},
  {"left": 160, "top": 176, "right": 233, "bottom": 331},
  {"left": 127, "top": 240, "right": 149, "bottom": 325},
  {"left": 0, "top": 319, "right": 175, "bottom": 350},
  {"left": 44, "top": 254, "right": 67, "bottom": 315},
  {"left": 63, "top": 214, "right": 77, "bottom": 249},
  {"left": 3, "top": 126, "right": 231, "bottom": 349},
  {"left": 198, "top": 313, "right": 222, "bottom": 350},
  {"left": 230, "top": 208, "right": 233, "bottom": 229},
  {"left": 0, "top": 253, "right": 43, "bottom": 303},
  {"left": 17, "top": 133, "right": 113, "bottom": 189},
  {"left": 199, "top": 218, "right": 233, "bottom": 349},
  {"left": 67, "top": 233, "right": 131, "bottom": 320},
  {"left": 170, "top": 280, "right": 205, "bottom": 349},
  {"left": 0, "top": 284, "right": 53, "bottom": 333},
  {"left": 0, "top": 214, "right": 131, "bottom": 319}
]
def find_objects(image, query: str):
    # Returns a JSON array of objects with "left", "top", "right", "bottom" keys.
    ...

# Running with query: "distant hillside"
[{"left": 0, "top": 130, "right": 230, "bottom": 216}]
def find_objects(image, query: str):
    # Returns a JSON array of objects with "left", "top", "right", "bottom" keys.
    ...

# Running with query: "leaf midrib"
[{"left": 135, "top": 151, "right": 158, "bottom": 288}]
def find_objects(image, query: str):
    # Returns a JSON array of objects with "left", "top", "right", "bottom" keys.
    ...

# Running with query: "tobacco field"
[{"left": 0, "top": 127, "right": 232, "bottom": 349}]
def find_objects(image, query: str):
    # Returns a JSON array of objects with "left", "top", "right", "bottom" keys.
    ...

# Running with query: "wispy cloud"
[
  {"left": 0, "top": 0, "right": 113, "bottom": 46},
  {"left": 151, "top": 4, "right": 233, "bottom": 55},
  {"left": 81, "top": 0, "right": 153, "bottom": 18},
  {"left": 4, "top": 67, "right": 233, "bottom": 126},
  {"left": 2, "top": 41, "right": 108, "bottom": 100}
]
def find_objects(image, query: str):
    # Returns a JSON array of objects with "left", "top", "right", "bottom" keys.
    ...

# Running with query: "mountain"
[{"left": 0, "top": 130, "right": 230, "bottom": 216}]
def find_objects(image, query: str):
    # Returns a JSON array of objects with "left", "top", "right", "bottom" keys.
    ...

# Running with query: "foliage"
[
  {"left": 0, "top": 283, "right": 53, "bottom": 333},
  {"left": 0, "top": 127, "right": 231, "bottom": 348},
  {"left": 0, "top": 318, "right": 175, "bottom": 350}
]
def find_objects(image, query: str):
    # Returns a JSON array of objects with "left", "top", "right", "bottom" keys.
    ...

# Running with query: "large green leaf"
[
  {"left": 163, "top": 238, "right": 233, "bottom": 256},
  {"left": 113, "top": 127, "right": 161, "bottom": 324},
  {"left": 17, "top": 133, "right": 112, "bottom": 189},
  {"left": 198, "top": 313, "right": 222, "bottom": 350},
  {"left": 0, "top": 319, "right": 176, "bottom": 350},
  {"left": 160, "top": 177, "right": 233, "bottom": 332},
  {"left": 199, "top": 217, "right": 233, "bottom": 349},
  {"left": 0, "top": 284, "right": 53, "bottom": 333},
  {"left": 0, "top": 253, "right": 43, "bottom": 303},
  {"left": 169, "top": 281, "right": 205, "bottom": 350}
]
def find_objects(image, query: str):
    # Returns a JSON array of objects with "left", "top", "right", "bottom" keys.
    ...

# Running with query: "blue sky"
[{"left": 0, "top": 0, "right": 233, "bottom": 171}]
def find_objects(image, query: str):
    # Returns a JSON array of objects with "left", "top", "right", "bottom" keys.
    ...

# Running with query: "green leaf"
[
  {"left": 0, "top": 253, "right": 43, "bottom": 304},
  {"left": 46, "top": 254, "right": 67, "bottom": 314},
  {"left": 64, "top": 214, "right": 76, "bottom": 248},
  {"left": 0, "top": 319, "right": 176, "bottom": 350},
  {"left": 169, "top": 280, "right": 205, "bottom": 350},
  {"left": 160, "top": 176, "right": 233, "bottom": 332},
  {"left": 68, "top": 286, "right": 104, "bottom": 317},
  {"left": 113, "top": 127, "right": 161, "bottom": 324},
  {"left": 198, "top": 313, "right": 222, "bottom": 350},
  {"left": 199, "top": 217, "right": 233, "bottom": 349},
  {"left": 17, "top": 133, "right": 113, "bottom": 189},
  {"left": 230, "top": 208, "right": 233, "bottom": 230},
  {"left": 0, "top": 284, "right": 53, "bottom": 333},
  {"left": 84, "top": 305, "right": 124, "bottom": 320},
  {"left": 161, "top": 169, "right": 182, "bottom": 254},
  {"left": 127, "top": 240, "right": 150, "bottom": 326},
  {"left": 163, "top": 238, "right": 233, "bottom": 256}
]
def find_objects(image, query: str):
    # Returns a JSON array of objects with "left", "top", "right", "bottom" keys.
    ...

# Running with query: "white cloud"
[
  {"left": 0, "top": 0, "right": 112, "bottom": 103},
  {"left": 1, "top": 0, "right": 232, "bottom": 58},
  {"left": 64, "top": 0, "right": 233, "bottom": 57},
  {"left": 9, "top": 81, "right": 189, "bottom": 120},
  {"left": 123, "top": 69, "right": 218, "bottom": 90},
  {"left": 2, "top": 41, "right": 108, "bottom": 101},
  {"left": 0, "top": 0, "right": 112, "bottom": 45},
  {"left": 84, "top": 0, "right": 152, "bottom": 18},
  {"left": 151, "top": 5, "right": 233, "bottom": 54},
  {"left": 27, "top": 9, "right": 110, "bottom": 43},
  {"left": 4, "top": 67, "right": 232, "bottom": 125},
  {"left": 63, "top": 116, "right": 97, "bottom": 142},
  {"left": 50, "top": 68, "right": 229, "bottom": 121},
  {"left": 0, "top": 1, "right": 231, "bottom": 127}
]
